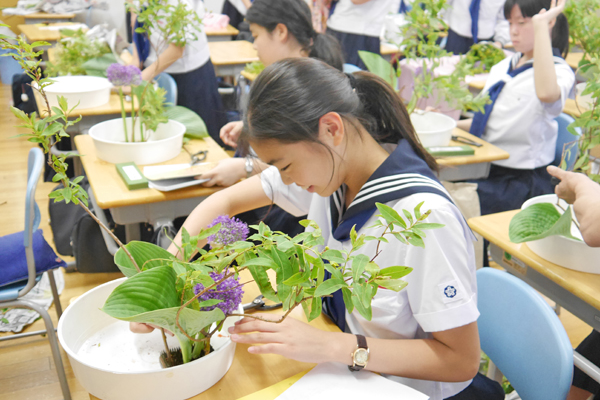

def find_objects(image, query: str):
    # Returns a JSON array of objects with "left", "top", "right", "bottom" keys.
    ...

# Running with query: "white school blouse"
[
  {"left": 327, "top": 0, "right": 400, "bottom": 37},
  {"left": 481, "top": 53, "right": 575, "bottom": 169},
  {"left": 260, "top": 166, "right": 479, "bottom": 400},
  {"left": 144, "top": 0, "right": 210, "bottom": 74},
  {"left": 444, "top": 0, "right": 510, "bottom": 44}
]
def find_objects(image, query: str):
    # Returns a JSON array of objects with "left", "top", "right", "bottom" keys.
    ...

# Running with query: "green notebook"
[
  {"left": 116, "top": 162, "right": 149, "bottom": 190},
  {"left": 427, "top": 145, "right": 475, "bottom": 157}
]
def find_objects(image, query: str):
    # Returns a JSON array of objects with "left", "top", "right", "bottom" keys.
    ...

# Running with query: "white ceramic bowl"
[
  {"left": 410, "top": 111, "right": 456, "bottom": 147},
  {"left": 89, "top": 118, "right": 186, "bottom": 165},
  {"left": 521, "top": 194, "right": 600, "bottom": 274},
  {"left": 58, "top": 278, "right": 242, "bottom": 400},
  {"left": 34, "top": 76, "right": 112, "bottom": 109},
  {"left": 575, "top": 82, "right": 594, "bottom": 109}
]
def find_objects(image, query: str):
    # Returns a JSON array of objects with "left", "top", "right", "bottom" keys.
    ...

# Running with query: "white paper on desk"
[
  {"left": 275, "top": 362, "right": 429, "bottom": 400},
  {"left": 148, "top": 177, "right": 209, "bottom": 192},
  {"left": 39, "top": 23, "right": 88, "bottom": 31}
]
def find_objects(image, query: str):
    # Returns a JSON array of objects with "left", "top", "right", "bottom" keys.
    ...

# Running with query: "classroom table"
[
  {"left": 17, "top": 22, "right": 86, "bottom": 43},
  {"left": 566, "top": 52, "right": 585, "bottom": 70},
  {"left": 381, "top": 43, "right": 402, "bottom": 63},
  {"left": 468, "top": 211, "right": 600, "bottom": 383},
  {"left": 563, "top": 98, "right": 589, "bottom": 118},
  {"left": 87, "top": 269, "right": 341, "bottom": 400},
  {"left": 208, "top": 41, "right": 259, "bottom": 78},
  {"left": 23, "top": 12, "right": 76, "bottom": 24},
  {"left": 74, "top": 135, "right": 230, "bottom": 241},
  {"left": 205, "top": 24, "right": 239, "bottom": 42}
]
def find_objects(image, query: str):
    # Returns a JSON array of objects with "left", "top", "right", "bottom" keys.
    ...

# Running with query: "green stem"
[
  {"left": 118, "top": 87, "right": 128, "bottom": 142},
  {"left": 131, "top": 91, "right": 136, "bottom": 142}
]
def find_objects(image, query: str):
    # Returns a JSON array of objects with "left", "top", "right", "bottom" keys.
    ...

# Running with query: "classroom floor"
[{"left": 0, "top": 82, "right": 594, "bottom": 400}]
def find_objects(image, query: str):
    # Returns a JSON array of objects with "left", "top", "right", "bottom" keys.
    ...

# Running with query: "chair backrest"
[
  {"left": 155, "top": 72, "right": 178, "bottom": 106},
  {"left": 21, "top": 147, "right": 44, "bottom": 295},
  {"left": 477, "top": 268, "right": 573, "bottom": 400},
  {"left": 343, "top": 63, "right": 362, "bottom": 73},
  {"left": 553, "top": 113, "right": 580, "bottom": 170}
]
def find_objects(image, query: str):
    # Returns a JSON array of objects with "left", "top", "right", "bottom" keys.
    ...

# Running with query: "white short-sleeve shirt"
[
  {"left": 444, "top": 0, "right": 510, "bottom": 44},
  {"left": 144, "top": 0, "right": 210, "bottom": 74},
  {"left": 327, "top": 0, "right": 400, "bottom": 37},
  {"left": 481, "top": 53, "right": 575, "bottom": 169},
  {"left": 261, "top": 166, "right": 479, "bottom": 400}
]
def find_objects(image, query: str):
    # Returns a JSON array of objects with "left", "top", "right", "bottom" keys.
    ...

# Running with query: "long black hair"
[
  {"left": 245, "top": 0, "right": 344, "bottom": 71},
  {"left": 242, "top": 58, "right": 438, "bottom": 172},
  {"left": 504, "top": 0, "right": 570, "bottom": 57}
]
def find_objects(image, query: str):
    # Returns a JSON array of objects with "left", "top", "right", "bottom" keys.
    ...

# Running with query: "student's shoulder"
[{"left": 389, "top": 193, "right": 461, "bottom": 224}]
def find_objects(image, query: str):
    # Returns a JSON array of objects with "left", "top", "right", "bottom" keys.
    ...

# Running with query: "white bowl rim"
[
  {"left": 34, "top": 76, "right": 113, "bottom": 93},
  {"left": 410, "top": 112, "right": 457, "bottom": 134},
  {"left": 57, "top": 276, "right": 239, "bottom": 376},
  {"left": 89, "top": 119, "right": 186, "bottom": 146},
  {"left": 521, "top": 194, "right": 584, "bottom": 245}
]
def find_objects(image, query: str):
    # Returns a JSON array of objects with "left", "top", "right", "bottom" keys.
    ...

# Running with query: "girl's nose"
[{"left": 280, "top": 173, "right": 293, "bottom": 186}]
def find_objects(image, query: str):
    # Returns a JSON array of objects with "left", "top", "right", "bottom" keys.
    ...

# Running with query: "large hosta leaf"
[
  {"left": 82, "top": 53, "right": 118, "bottom": 77},
  {"left": 114, "top": 241, "right": 175, "bottom": 277},
  {"left": 509, "top": 203, "right": 581, "bottom": 243},
  {"left": 165, "top": 105, "right": 208, "bottom": 138},
  {"left": 358, "top": 50, "right": 397, "bottom": 89}
]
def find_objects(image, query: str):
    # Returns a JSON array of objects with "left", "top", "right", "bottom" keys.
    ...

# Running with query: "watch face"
[{"left": 354, "top": 348, "right": 369, "bottom": 365}]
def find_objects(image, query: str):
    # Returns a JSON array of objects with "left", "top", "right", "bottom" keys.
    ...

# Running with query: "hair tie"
[{"left": 346, "top": 73, "right": 357, "bottom": 89}]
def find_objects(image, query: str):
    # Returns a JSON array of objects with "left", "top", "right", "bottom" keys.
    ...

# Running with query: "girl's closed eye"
[{"left": 280, "top": 164, "right": 291, "bottom": 172}]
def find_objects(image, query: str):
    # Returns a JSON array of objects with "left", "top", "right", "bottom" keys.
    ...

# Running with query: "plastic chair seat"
[{"left": 0, "top": 275, "right": 42, "bottom": 301}]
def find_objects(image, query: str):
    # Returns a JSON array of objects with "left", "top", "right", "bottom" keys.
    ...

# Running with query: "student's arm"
[
  {"left": 241, "top": 0, "right": 252, "bottom": 8},
  {"left": 493, "top": 7, "right": 510, "bottom": 46},
  {"left": 531, "top": 0, "right": 565, "bottom": 103},
  {"left": 547, "top": 166, "right": 600, "bottom": 247},
  {"left": 456, "top": 118, "right": 472, "bottom": 131},
  {"left": 229, "top": 317, "right": 480, "bottom": 382},
  {"left": 140, "top": 43, "right": 185, "bottom": 82},
  {"left": 167, "top": 175, "right": 272, "bottom": 256}
]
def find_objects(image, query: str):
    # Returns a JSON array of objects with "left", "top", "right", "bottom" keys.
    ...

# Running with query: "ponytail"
[
  {"left": 504, "top": 0, "right": 570, "bottom": 57},
  {"left": 246, "top": 0, "right": 344, "bottom": 71},
  {"left": 242, "top": 58, "right": 438, "bottom": 172}
]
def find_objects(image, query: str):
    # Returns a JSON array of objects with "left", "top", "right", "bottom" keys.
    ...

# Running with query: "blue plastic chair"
[
  {"left": 0, "top": 147, "right": 72, "bottom": 400},
  {"left": 343, "top": 63, "right": 362, "bottom": 73},
  {"left": 553, "top": 112, "right": 580, "bottom": 170},
  {"left": 155, "top": 72, "right": 178, "bottom": 106},
  {"left": 477, "top": 268, "right": 573, "bottom": 400}
]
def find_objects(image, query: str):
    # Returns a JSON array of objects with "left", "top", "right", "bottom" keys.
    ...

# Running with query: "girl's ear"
[
  {"left": 318, "top": 112, "right": 345, "bottom": 147},
  {"left": 272, "top": 23, "right": 290, "bottom": 43}
]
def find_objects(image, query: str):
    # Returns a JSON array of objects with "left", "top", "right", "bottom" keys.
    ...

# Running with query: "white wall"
[{"left": 204, "top": 0, "right": 225, "bottom": 13}]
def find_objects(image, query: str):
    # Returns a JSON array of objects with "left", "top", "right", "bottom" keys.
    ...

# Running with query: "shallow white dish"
[
  {"left": 34, "top": 76, "right": 112, "bottom": 109},
  {"left": 521, "top": 194, "right": 600, "bottom": 274},
  {"left": 89, "top": 118, "right": 186, "bottom": 165},
  {"left": 58, "top": 277, "right": 242, "bottom": 400},
  {"left": 410, "top": 111, "right": 456, "bottom": 147}
]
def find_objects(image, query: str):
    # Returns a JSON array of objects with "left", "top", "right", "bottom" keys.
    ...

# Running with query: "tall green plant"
[{"left": 46, "top": 29, "right": 113, "bottom": 77}]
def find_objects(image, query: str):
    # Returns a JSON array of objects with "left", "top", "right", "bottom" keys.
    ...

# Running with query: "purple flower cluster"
[
  {"left": 106, "top": 63, "right": 142, "bottom": 86},
  {"left": 194, "top": 271, "right": 244, "bottom": 315},
  {"left": 207, "top": 215, "right": 249, "bottom": 248}
]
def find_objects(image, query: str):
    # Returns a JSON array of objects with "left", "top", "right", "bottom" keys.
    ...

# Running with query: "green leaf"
[
  {"left": 375, "top": 278, "right": 409, "bottom": 292},
  {"left": 314, "top": 279, "right": 345, "bottom": 297},
  {"left": 413, "top": 223, "right": 445, "bottom": 230},
  {"left": 81, "top": 53, "right": 118, "bottom": 77},
  {"left": 352, "top": 254, "right": 370, "bottom": 282},
  {"left": 321, "top": 249, "right": 346, "bottom": 264},
  {"left": 114, "top": 241, "right": 175, "bottom": 277},
  {"left": 509, "top": 203, "right": 581, "bottom": 243},
  {"left": 379, "top": 266, "right": 413, "bottom": 279},
  {"left": 376, "top": 203, "right": 406, "bottom": 228},
  {"left": 165, "top": 106, "right": 208, "bottom": 138},
  {"left": 246, "top": 261, "right": 278, "bottom": 303},
  {"left": 341, "top": 287, "right": 354, "bottom": 314},
  {"left": 352, "top": 293, "right": 372, "bottom": 320},
  {"left": 358, "top": 50, "right": 397, "bottom": 88},
  {"left": 308, "top": 297, "right": 322, "bottom": 322}
]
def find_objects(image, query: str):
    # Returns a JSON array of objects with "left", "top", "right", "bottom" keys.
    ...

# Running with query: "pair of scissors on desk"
[
  {"left": 183, "top": 147, "right": 208, "bottom": 165},
  {"left": 451, "top": 135, "right": 483, "bottom": 147},
  {"left": 243, "top": 295, "right": 282, "bottom": 312}
]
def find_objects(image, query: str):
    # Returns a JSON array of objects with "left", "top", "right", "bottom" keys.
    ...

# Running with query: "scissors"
[
  {"left": 243, "top": 295, "right": 282, "bottom": 312},
  {"left": 451, "top": 135, "right": 483, "bottom": 147},
  {"left": 183, "top": 147, "right": 208, "bottom": 165}
]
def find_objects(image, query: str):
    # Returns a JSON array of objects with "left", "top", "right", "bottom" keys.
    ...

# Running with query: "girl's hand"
[
  {"left": 228, "top": 314, "right": 344, "bottom": 364},
  {"left": 200, "top": 158, "right": 246, "bottom": 187},
  {"left": 532, "top": 0, "right": 566, "bottom": 25},
  {"left": 219, "top": 121, "right": 244, "bottom": 148},
  {"left": 547, "top": 165, "right": 588, "bottom": 204},
  {"left": 129, "top": 322, "right": 173, "bottom": 336}
]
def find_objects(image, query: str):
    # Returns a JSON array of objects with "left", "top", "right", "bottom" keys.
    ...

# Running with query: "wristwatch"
[
  {"left": 348, "top": 334, "right": 369, "bottom": 372},
  {"left": 244, "top": 156, "right": 254, "bottom": 179}
]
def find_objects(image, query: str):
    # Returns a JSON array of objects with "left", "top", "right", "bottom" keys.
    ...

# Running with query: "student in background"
[
  {"left": 205, "top": 0, "right": 344, "bottom": 188},
  {"left": 130, "top": 0, "right": 228, "bottom": 146},
  {"left": 456, "top": 0, "right": 574, "bottom": 216},
  {"left": 221, "top": 0, "right": 252, "bottom": 30},
  {"left": 548, "top": 166, "right": 600, "bottom": 400},
  {"left": 326, "top": 0, "right": 399, "bottom": 70},
  {"left": 444, "top": 0, "right": 510, "bottom": 54},
  {"left": 133, "top": 57, "right": 504, "bottom": 400}
]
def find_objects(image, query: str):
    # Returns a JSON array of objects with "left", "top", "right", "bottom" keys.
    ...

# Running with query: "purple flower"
[
  {"left": 194, "top": 271, "right": 244, "bottom": 315},
  {"left": 106, "top": 63, "right": 142, "bottom": 86},
  {"left": 207, "top": 215, "right": 249, "bottom": 248}
]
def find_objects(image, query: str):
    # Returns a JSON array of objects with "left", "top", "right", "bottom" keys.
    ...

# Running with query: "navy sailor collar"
[{"left": 330, "top": 139, "right": 453, "bottom": 242}]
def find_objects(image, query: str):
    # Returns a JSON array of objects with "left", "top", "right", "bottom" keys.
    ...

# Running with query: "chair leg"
[
  {"left": 15, "top": 299, "right": 72, "bottom": 400},
  {"left": 48, "top": 270, "right": 63, "bottom": 319}
]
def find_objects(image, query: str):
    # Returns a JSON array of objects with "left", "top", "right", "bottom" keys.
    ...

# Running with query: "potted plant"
[{"left": 1, "top": 22, "right": 445, "bottom": 400}]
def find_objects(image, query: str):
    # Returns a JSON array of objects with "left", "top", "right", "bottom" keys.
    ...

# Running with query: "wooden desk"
[
  {"left": 208, "top": 41, "right": 259, "bottom": 77},
  {"left": 89, "top": 269, "right": 340, "bottom": 400},
  {"left": 566, "top": 52, "right": 585, "bottom": 70},
  {"left": 205, "top": 24, "right": 239, "bottom": 42},
  {"left": 381, "top": 43, "right": 402, "bottom": 63},
  {"left": 240, "top": 69, "right": 258, "bottom": 83},
  {"left": 563, "top": 98, "right": 589, "bottom": 118},
  {"left": 436, "top": 129, "right": 509, "bottom": 181},
  {"left": 18, "top": 22, "right": 86, "bottom": 43},
  {"left": 23, "top": 12, "right": 76, "bottom": 24}
]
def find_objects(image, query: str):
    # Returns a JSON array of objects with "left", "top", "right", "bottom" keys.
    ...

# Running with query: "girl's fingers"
[
  {"left": 248, "top": 343, "right": 284, "bottom": 355},
  {"left": 230, "top": 331, "right": 283, "bottom": 345},
  {"left": 229, "top": 318, "right": 282, "bottom": 334}
]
